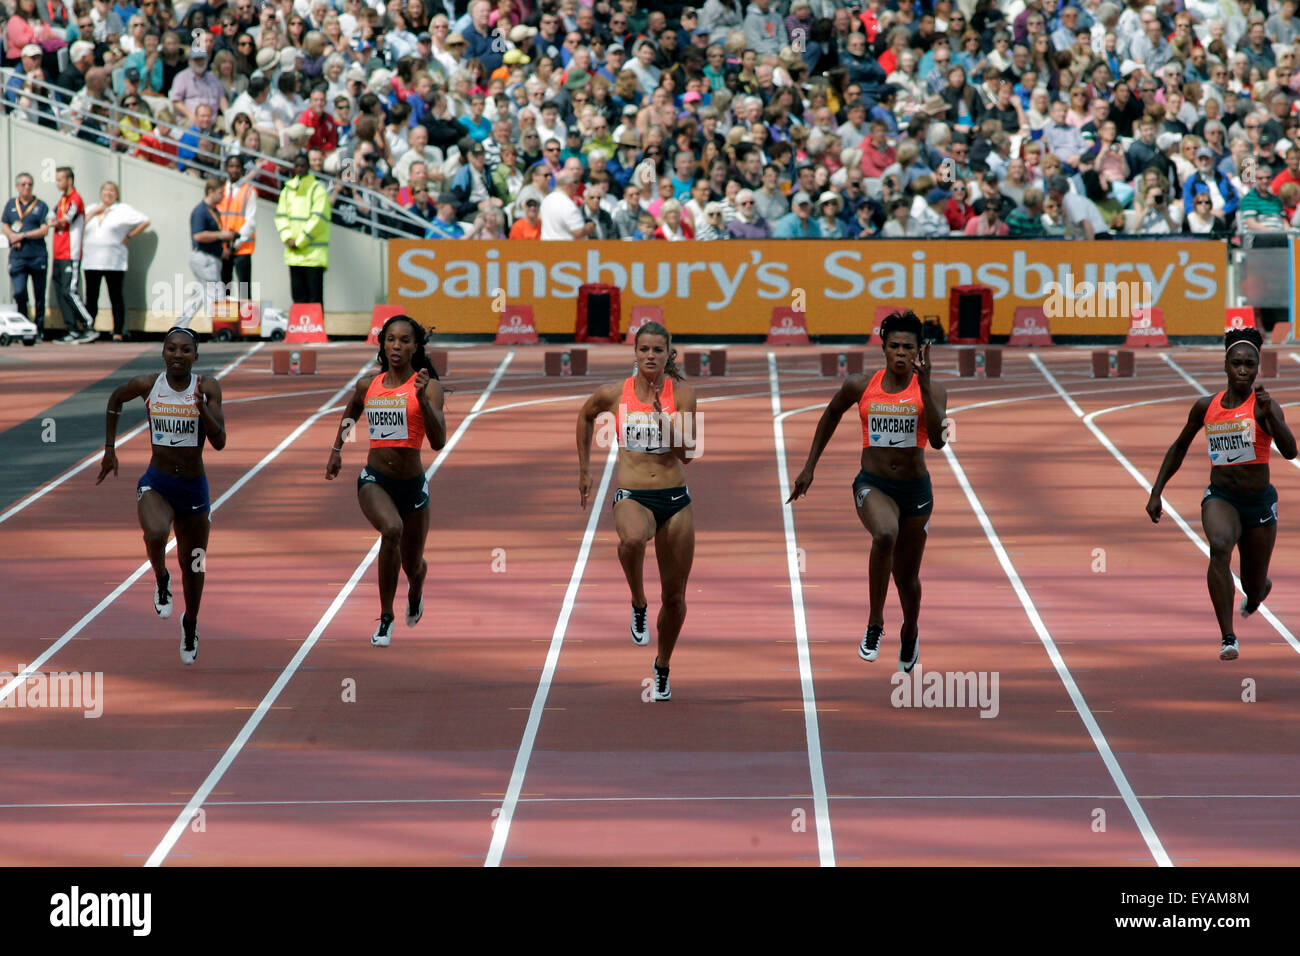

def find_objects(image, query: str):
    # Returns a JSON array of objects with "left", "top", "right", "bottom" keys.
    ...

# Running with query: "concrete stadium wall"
[{"left": 0, "top": 115, "right": 386, "bottom": 336}]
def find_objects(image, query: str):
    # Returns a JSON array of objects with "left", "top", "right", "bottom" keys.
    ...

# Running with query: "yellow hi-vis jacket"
[{"left": 274, "top": 172, "right": 331, "bottom": 268}]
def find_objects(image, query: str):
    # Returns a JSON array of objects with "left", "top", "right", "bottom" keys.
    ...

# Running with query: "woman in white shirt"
[{"left": 83, "top": 182, "right": 150, "bottom": 342}]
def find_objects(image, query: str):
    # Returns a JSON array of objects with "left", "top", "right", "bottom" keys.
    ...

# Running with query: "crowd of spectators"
[{"left": 4, "top": 0, "right": 1300, "bottom": 241}]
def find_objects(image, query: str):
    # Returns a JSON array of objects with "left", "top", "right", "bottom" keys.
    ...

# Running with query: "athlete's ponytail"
[
  {"left": 376, "top": 314, "right": 440, "bottom": 379},
  {"left": 634, "top": 320, "right": 685, "bottom": 382}
]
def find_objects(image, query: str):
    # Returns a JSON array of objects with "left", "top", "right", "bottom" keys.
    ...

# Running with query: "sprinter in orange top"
[
  {"left": 1147, "top": 327, "right": 1297, "bottom": 661},
  {"left": 327, "top": 315, "right": 446, "bottom": 648},
  {"left": 577, "top": 321, "right": 698, "bottom": 701},
  {"left": 788, "top": 310, "right": 948, "bottom": 674}
]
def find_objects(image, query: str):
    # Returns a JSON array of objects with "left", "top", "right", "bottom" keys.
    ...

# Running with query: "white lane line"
[
  {"left": 768, "top": 352, "right": 836, "bottom": 867},
  {"left": 1035, "top": 355, "right": 1300, "bottom": 658},
  {"left": 0, "top": 343, "right": 266, "bottom": 526},
  {"left": 0, "top": 356, "right": 374, "bottom": 708},
  {"left": 145, "top": 352, "right": 516, "bottom": 867},
  {"left": 940, "top": 437, "right": 1173, "bottom": 867},
  {"left": 484, "top": 436, "right": 619, "bottom": 868}
]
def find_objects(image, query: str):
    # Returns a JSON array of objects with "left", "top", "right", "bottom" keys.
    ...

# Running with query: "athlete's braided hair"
[
  {"left": 1225, "top": 325, "right": 1264, "bottom": 358},
  {"left": 879, "top": 309, "right": 923, "bottom": 346},
  {"left": 376, "top": 314, "right": 440, "bottom": 378},
  {"left": 634, "top": 320, "right": 684, "bottom": 382}
]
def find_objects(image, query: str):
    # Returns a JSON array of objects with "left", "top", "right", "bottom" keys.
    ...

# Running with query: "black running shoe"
[
  {"left": 858, "top": 624, "right": 883, "bottom": 661},
  {"left": 652, "top": 662, "right": 671, "bottom": 701},
  {"left": 180, "top": 615, "right": 198, "bottom": 665},
  {"left": 630, "top": 603, "right": 650, "bottom": 645},
  {"left": 1220, "top": 634, "right": 1239, "bottom": 661},
  {"left": 372, "top": 613, "right": 395, "bottom": 647},
  {"left": 898, "top": 629, "right": 919, "bottom": 674}
]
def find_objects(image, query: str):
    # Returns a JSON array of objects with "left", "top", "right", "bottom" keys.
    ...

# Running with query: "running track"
[{"left": 1, "top": 342, "right": 1297, "bottom": 866}]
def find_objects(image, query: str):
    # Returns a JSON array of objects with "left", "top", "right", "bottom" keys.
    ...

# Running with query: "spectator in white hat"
[{"left": 817, "top": 190, "right": 847, "bottom": 238}]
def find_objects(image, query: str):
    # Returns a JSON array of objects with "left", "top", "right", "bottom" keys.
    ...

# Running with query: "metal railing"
[{"left": 0, "top": 66, "right": 432, "bottom": 240}]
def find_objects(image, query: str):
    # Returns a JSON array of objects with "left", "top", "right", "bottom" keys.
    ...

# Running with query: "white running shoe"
[
  {"left": 858, "top": 624, "right": 883, "bottom": 662},
  {"left": 180, "top": 617, "right": 198, "bottom": 665},
  {"left": 630, "top": 604, "right": 650, "bottom": 646},
  {"left": 372, "top": 613, "right": 395, "bottom": 647},
  {"left": 1220, "top": 635, "right": 1239, "bottom": 661},
  {"left": 406, "top": 595, "right": 423, "bottom": 628},
  {"left": 652, "top": 662, "right": 671, "bottom": 701},
  {"left": 898, "top": 630, "right": 919, "bottom": 674},
  {"left": 154, "top": 571, "right": 173, "bottom": 619}
]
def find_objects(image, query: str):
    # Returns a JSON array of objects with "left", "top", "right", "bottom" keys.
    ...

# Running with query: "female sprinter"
[
  {"left": 96, "top": 327, "right": 226, "bottom": 665},
  {"left": 577, "top": 322, "right": 697, "bottom": 701},
  {"left": 1146, "top": 327, "right": 1296, "bottom": 660},
  {"left": 326, "top": 314, "right": 446, "bottom": 647},
  {"left": 787, "top": 310, "right": 947, "bottom": 673}
]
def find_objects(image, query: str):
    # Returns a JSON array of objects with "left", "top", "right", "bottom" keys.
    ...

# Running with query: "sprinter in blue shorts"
[{"left": 98, "top": 327, "right": 226, "bottom": 665}]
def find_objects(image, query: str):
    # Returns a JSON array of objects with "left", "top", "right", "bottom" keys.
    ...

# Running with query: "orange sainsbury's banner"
[{"left": 387, "top": 239, "right": 1227, "bottom": 337}]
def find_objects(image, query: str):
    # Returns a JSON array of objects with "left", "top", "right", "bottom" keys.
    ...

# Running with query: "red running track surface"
[{"left": 2, "top": 344, "right": 1299, "bottom": 866}]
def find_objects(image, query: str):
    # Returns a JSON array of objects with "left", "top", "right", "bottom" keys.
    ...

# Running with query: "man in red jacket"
[
  {"left": 299, "top": 88, "right": 338, "bottom": 155},
  {"left": 49, "top": 167, "right": 97, "bottom": 343}
]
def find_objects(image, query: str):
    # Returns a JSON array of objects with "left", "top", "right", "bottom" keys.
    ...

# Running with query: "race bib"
[
  {"left": 151, "top": 398, "right": 200, "bottom": 447},
  {"left": 1207, "top": 417, "right": 1256, "bottom": 466},
  {"left": 367, "top": 395, "right": 409, "bottom": 441},
  {"left": 866, "top": 400, "right": 919, "bottom": 448},
  {"left": 621, "top": 407, "right": 669, "bottom": 454}
]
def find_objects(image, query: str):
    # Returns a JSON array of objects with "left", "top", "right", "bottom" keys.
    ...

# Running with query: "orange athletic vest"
[
  {"left": 364, "top": 372, "right": 426, "bottom": 450},
  {"left": 1204, "top": 389, "right": 1271, "bottom": 466},
  {"left": 859, "top": 369, "right": 928, "bottom": 449},
  {"left": 618, "top": 375, "right": 676, "bottom": 454}
]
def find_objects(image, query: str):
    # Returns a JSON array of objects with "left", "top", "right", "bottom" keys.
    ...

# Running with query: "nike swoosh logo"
[
  {"left": 1226, "top": 453, "right": 1246, "bottom": 462},
  {"left": 888, "top": 438, "right": 905, "bottom": 446},
  {"left": 1260, "top": 516, "right": 1273, "bottom": 523},
  {"left": 670, "top": 494, "right": 684, "bottom": 501},
  {"left": 170, "top": 437, "right": 187, "bottom": 445},
  {"left": 917, "top": 501, "right": 931, "bottom": 509},
  {"left": 377, "top": 431, "right": 404, "bottom": 439}
]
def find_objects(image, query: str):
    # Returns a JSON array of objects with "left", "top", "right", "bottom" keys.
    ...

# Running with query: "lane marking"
[
  {"left": 0, "top": 343, "right": 265, "bottom": 525},
  {"left": 144, "top": 352, "right": 516, "bottom": 867},
  {"left": 940, "top": 430, "right": 1173, "bottom": 867},
  {"left": 0, "top": 356, "right": 374, "bottom": 708},
  {"left": 769, "top": 352, "right": 836, "bottom": 867},
  {"left": 483, "top": 437, "right": 618, "bottom": 868},
  {"left": 143, "top": 352, "right": 513, "bottom": 865}
]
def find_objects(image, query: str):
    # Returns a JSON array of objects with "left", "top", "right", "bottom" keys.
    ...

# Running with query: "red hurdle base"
[
  {"left": 544, "top": 350, "right": 588, "bottom": 376},
  {"left": 684, "top": 349, "right": 728, "bottom": 377},
  {"left": 272, "top": 349, "right": 317, "bottom": 375}
]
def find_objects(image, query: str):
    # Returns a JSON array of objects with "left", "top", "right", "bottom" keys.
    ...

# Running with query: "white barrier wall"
[{"left": 0, "top": 115, "right": 386, "bottom": 335}]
